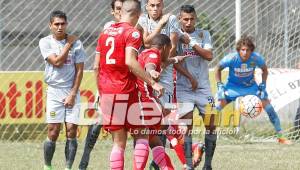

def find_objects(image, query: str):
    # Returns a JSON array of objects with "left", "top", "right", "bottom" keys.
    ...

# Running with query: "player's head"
[
  {"left": 179, "top": 5, "right": 197, "bottom": 33},
  {"left": 49, "top": 10, "right": 68, "bottom": 39},
  {"left": 236, "top": 35, "right": 255, "bottom": 61},
  {"left": 146, "top": 0, "right": 164, "bottom": 20},
  {"left": 120, "top": 0, "right": 141, "bottom": 26},
  {"left": 111, "top": 0, "right": 124, "bottom": 22},
  {"left": 151, "top": 34, "right": 171, "bottom": 62}
]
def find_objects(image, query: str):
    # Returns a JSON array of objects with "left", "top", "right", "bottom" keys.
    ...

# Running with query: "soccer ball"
[{"left": 239, "top": 95, "right": 263, "bottom": 118}]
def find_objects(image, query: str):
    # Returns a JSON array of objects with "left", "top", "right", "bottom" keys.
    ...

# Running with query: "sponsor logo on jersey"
[
  {"left": 184, "top": 50, "right": 198, "bottom": 56},
  {"left": 132, "top": 31, "right": 140, "bottom": 39},
  {"left": 250, "top": 61, "right": 256, "bottom": 67},
  {"left": 149, "top": 53, "right": 157, "bottom": 58},
  {"left": 50, "top": 111, "right": 56, "bottom": 118}
]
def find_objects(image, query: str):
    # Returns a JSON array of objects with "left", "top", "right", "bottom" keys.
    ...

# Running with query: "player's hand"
[
  {"left": 63, "top": 94, "right": 76, "bottom": 108},
  {"left": 189, "top": 36, "right": 198, "bottom": 48},
  {"left": 159, "top": 13, "right": 171, "bottom": 27},
  {"left": 188, "top": 77, "right": 198, "bottom": 91},
  {"left": 256, "top": 82, "right": 267, "bottom": 100},
  {"left": 175, "top": 55, "right": 188, "bottom": 62},
  {"left": 149, "top": 70, "right": 160, "bottom": 80},
  {"left": 67, "top": 35, "right": 77, "bottom": 45},
  {"left": 180, "top": 33, "right": 190, "bottom": 44},
  {"left": 217, "top": 82, "right": 225, "bottom": 100},
  {"left": 152, "top": 82, "right": 165, "bottom": 98}
]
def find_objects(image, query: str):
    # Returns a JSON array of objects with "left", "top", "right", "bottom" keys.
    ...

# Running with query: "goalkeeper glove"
[
  {"left": 217, "top": 82, "right": 226, "bottom": 100},
  {"left": 257, "top": 81, "right": 267, "bottom": 100}
]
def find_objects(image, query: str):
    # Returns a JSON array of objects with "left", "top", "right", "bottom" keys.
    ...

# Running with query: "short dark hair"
[
  {"left": 151, "top": 34, "right": 171, "bottom": 47},
  {"left": 122, "top": 0, "right": 141, "bottom": 16},
  {"left": 111, "top": 0, "right": 124, "bottom": 10},
  {"left": 50, "top": 10, "right": 67, "bottom": 23},
  {"left": 180, "top": 4, "right": 196, "bottom": 14},
  {"left": 236, "top": 35, "right": 255, "bottom": 52}
]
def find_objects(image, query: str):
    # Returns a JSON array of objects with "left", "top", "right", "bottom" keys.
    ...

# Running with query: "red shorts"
[
  {"left": 139, "top": 96, "right": 163, "bottom": 132},
  {"left": 100, "top": 90, "right": 145, "bottom": 132}
]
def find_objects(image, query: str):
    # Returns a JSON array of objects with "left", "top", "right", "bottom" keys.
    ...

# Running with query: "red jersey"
[
  {"left": 137, "top": 48, "right": 161, "bottom": 101},
  {"left": 96, "top": 22, "right": 142, "bottom": 93}
]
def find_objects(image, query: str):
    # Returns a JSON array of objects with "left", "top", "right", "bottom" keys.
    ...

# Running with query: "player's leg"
[
  {"left": 78, "top": 124, "right": 102, "bottom": 170},
  {"left": 250, "top": 84, "right": 291, "bottom": 144},
  {"left": 79, "top": 92, "right": 102, "bottom": 169},
  {"left": 202, "top": 115, "right": 217, "bottom": 170},
  {"left": 110, "top": 128, "right": 127, "bottom": 170},
  {"left": 197, "top": 95, "right": 218, "bottom": 170},
  {"left": 65, "top": 122, "right": 78, "bottom": 170},
  {"left": 64, "top": 92, "right": 81, "bottom": 170},
  {"left": 44, "top": 123, "right": 61, "bottom": 170},
  {"left": 191, "top": 142, "right": 205, "bottom": 168},
  {"left": 165, "top": 125, "right": 186, "bottom": 166},
  {"left": 261, "top": 99, "right": 291, "bottom": 144},
  {"left": 176, "top": 90, "right": 195, "bottom": 170},
  {"left": 149, "top": 93, "right": 172, "bottom": 170},
  {"left": 44, "top": 87, "right": 65, "bottom": 170},
  {"left": 179, "top": 111, "right": 194, "bottom": 170},
  {"left": 149, "top": 135, "right": 174, "bottom": 170},
  {"left": 131, "top": 128, "right": 150, "bottom": 170}
]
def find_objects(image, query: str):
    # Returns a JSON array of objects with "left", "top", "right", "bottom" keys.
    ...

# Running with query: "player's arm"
[
  {"left": 125, "top": 48, "right": 164, "bottom": 97},
  {"left": 215, "top": 63, "right": 224, "bottom": 83},
  {"left": 142, "top": 13, "right": 171, "bottom": 48},
  {"left": 47, "top": 35, "right": 77, "bottom": 67},
  {"left": 170, "top": 32, "right": 198, "bottom": 90},
  {"left": 64, "top": 62, "right": 84, "bottom": 107},
  {"left": 93, "top": 53, "right": 100, "bottom": 88},
  {"left": 191, "top": 45, "right": 212, "bottom": 61},
  {"left": 261, "top": 64, "right": 268, "bottom": 83},
  {"left": 145, "top": 63, "right": 160, "bottom": 81},
  {"left": 188, "top": 31, "right": 213, "bottom": 61},
  {"left": 162, "top": 55, "right": 187, "bottom": 68}
]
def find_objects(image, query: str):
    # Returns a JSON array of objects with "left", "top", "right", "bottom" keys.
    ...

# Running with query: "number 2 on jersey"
[{"left": 105, "top": 37, "right": 116, "bottom": 64}]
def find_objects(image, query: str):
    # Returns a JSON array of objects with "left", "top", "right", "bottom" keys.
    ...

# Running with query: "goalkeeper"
[{"left": 214, "top": 35, "right": 291, "bottom": 144}]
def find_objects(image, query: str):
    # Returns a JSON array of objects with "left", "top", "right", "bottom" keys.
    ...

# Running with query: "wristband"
[
  {"left": 174, "top": 57, "right": 179, "bottom": 64},
  {"left": 149, "top": 70, "right": 156, "bottom": 75}
]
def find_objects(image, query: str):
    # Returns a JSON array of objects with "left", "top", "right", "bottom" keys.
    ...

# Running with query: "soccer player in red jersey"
[
  {"left": 78, "top": 1, "right": 124, "bottom": 170},
  {"left": 95, "top": 1, "right": 164, "bottom": 170},
  {"left": 137, "top": 34, "right": 187, "bottom": 170}
]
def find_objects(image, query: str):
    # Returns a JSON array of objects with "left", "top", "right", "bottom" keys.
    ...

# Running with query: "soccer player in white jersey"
[
  {"left": 138, "top": 0, "right": 197, "bottom": 169},
  {"left": 177, "top": 5, "right": 215, "bottom": 170},
  {"left": 78, "top": 1, "right": 124, "bottom": 169},
  {"left": 39, "top": 10, "right": 86, "bottom": 170}
]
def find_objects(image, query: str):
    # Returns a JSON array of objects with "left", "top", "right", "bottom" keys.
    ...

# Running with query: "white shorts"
[
  {"left": 46, "top": 86, "right": 80, "bottom": 124},
  {"left": 157, "top": 91, "right": 175, "bottom": 110},
  {"left": 176, "top": 89, "right": 214, "bottom": 117}
]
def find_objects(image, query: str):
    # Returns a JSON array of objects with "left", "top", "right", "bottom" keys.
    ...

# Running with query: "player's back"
[
  {"left": 137, "top": 48, "right": 161, "bottom": 101},
  {"left": 96, "top": 22, "right": 142, "bottom": 93}
]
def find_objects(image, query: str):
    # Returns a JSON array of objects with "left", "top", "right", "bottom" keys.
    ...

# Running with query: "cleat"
[
  {"left": 192, "top": 143, "right": 205, "bottom": 168},
  {"left": 43, "top": 165, "right": 53, "bottom": 170},
  {"left": 277, "top": 137, "right": 292, "bottom": 145}
]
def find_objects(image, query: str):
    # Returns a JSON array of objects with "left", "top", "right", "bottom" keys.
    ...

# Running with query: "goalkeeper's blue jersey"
[{"left": 219, "top": 52, "right": 266, "bottom": 87}]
